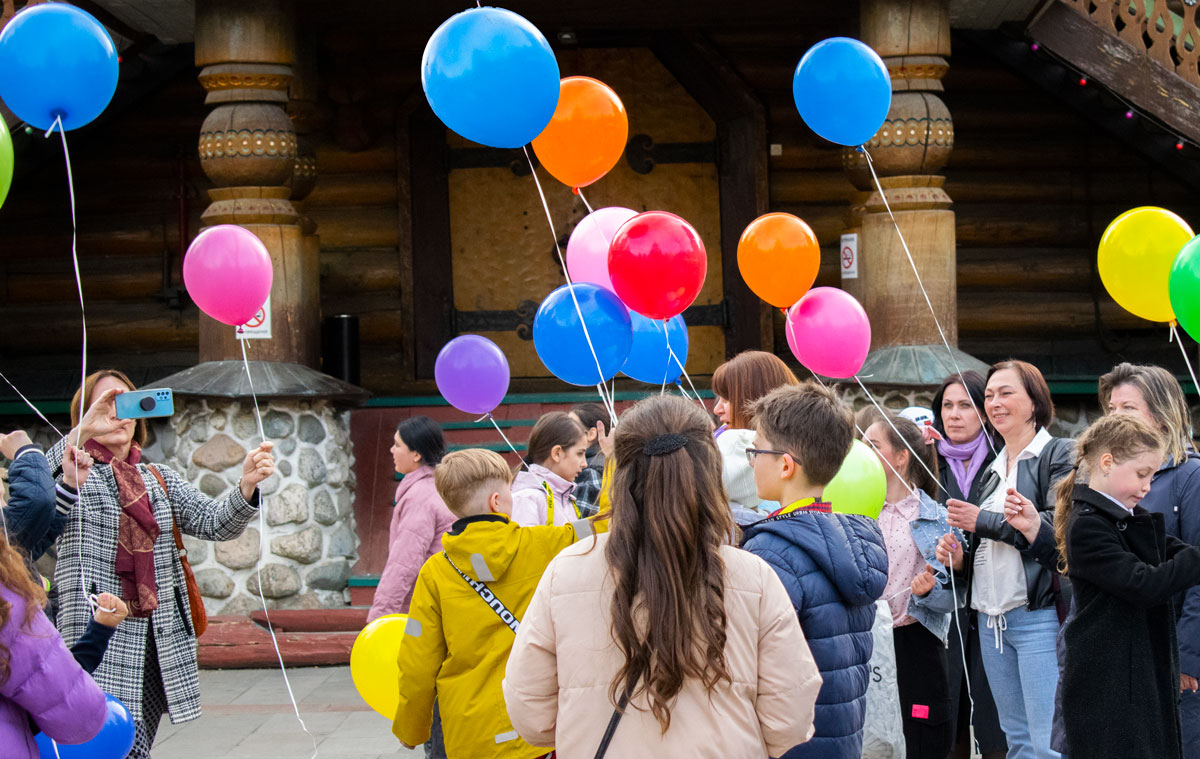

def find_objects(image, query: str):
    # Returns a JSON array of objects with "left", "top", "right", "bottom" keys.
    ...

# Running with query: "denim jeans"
[{"left": 978, "top": 606, "right": 1062, "bottom": 759}]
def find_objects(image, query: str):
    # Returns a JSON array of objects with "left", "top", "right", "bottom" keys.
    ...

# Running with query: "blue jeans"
[{"left": 978, "top": 606, "right": 1062, "bottom": 759}]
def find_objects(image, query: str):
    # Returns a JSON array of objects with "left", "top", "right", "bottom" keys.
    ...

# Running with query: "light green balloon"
[
  {"left": 823, "top": 438, "right": 886, "bottom": 519},
  {"left": 1170, "top": 234, "right": 1200, "bottom": 342},
  {"left": 0, "top": 118, "right": 12, "bottom": 210}
]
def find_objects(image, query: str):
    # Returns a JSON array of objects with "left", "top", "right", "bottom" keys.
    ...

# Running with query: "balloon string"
[
  {"left": 852, "top": 374, "right": 946, "bottom": 496},
  {"left": 0, "top": 369, "right": 65, "bottom": 437},
  {"left": 860, "top": 147, "right": 995, "bottom": 457},
  {"left": 522, "top": 146, "right": 618, "bottom": 426},
  {"left": 808, "top": 374, "right": 914, "bottom": 496},
  {"left": 239, "top": 338, "right": 320, "bottom": 759},
  {"left": 1171, "top": 323, "right": 1200, "bottom": 397},
  {"left": 485, "top": 413, "right": 530, "bottom": 470}
]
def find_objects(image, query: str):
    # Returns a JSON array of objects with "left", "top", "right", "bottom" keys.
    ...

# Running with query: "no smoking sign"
[{"left": 840, "top": 233, "right": 859, "bottom": 280}]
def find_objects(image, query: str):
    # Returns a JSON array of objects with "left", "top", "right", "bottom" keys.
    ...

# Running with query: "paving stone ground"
[{"left": 153, "top": 666, "right": 420, "bottom": 759}]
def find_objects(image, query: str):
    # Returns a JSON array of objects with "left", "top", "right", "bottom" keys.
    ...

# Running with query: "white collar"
[
  {"left": 1099, "top": 490, "right": 1136, "bottom": 516},
  {"left": 990, "top": 427, "right": 1053, "bottom": 475}
]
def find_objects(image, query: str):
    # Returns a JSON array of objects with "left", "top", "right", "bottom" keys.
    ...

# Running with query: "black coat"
[{"left": 1062, "top": 485, "right": 1200, "bottom": 759}]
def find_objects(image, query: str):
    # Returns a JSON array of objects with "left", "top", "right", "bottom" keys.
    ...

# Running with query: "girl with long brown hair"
[{"left": 504, "top": 395, "right": 821, "bottom": 758}]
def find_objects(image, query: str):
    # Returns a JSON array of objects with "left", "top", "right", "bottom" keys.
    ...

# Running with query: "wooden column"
[
  {"left": 842, "top": 0, "right": 956, "bottom": 349},
  {"left": 194, "top": 0, "right": 319, "bottom": 366}
]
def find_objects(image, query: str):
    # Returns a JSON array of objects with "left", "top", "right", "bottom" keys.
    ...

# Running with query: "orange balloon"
[
  {"left": 532, "top": 76, "right": 628, "bottom": 189},
  {"left": 737, "top": 212, "right": 821, "bottom": 307}
]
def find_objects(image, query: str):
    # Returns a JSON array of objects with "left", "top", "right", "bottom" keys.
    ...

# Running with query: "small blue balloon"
[
  {"left": 36, "top": 694, "right": 135, "bottom": 758},
  {"left": 422, "top": 7, "right": 560, "bottom": 149},
  {"left": 0, "top": 4, "right": 119, "bottom": 131},
  {"left": 534, "top": 283, "right": 632, "bottom": 386},
  {"left": 793, "top": 37, "right": 891, "bottom": 147},
  {"left": 622, "top": 313, "right": 689, "bottom": 385}
]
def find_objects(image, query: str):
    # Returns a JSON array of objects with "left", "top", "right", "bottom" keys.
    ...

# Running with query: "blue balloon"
[
  {"left": 36, "top": 694, "right": 135, "bottom": 758},
  {"left": 793, "top": 37, "right": 891, "bottom": 147},
  {"left": 422, "top": 7, "right": 560, "bottom": 149},
  {"left": 534, "top": 283, "right": 632, "bottom": 386},
  {"left": 0, "top": 4, "right": 118, "bottom": 131},
  {"left": 622, "top": 313, "right": 689, "bottom": 385}
]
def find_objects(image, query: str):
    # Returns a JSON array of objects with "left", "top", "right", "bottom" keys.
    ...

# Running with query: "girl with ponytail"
[
  {"left": 1013, "top": 414, "right": 1200, "bottom": 759},
  {"left": 504, "top": 396, "right": 822, "bottom": 758}
]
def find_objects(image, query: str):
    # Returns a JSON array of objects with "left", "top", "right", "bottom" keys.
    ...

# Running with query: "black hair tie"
[{"left": 643, "top": 433, "right": 688, "bottom": 456}]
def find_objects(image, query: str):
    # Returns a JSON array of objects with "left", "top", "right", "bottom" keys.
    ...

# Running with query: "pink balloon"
[
  {"left": 785, "top": 287, "right": 871, "bottom": 379},
  {"left": 566, "top": 206, "right": 637, "bottom": 292},
  {"left": 183, "top": 225, "right": 273, "bottom": 327}
]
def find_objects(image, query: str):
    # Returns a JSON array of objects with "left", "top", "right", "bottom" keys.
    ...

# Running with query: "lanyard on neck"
[{"left": 542, "top": 479, "right": 581, "bottom": 525}]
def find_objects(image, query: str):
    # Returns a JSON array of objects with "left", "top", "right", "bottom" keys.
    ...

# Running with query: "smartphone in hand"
[{"left": 115, "top": 389, "right": 175, "bottom": 420}]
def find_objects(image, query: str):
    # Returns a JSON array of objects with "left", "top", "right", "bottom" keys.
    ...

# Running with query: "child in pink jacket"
[
  {"left": 368, "top": 417, "right": 454, "bottom": 622},
  {"left": 511, "top": 412, "right": 589, "bottom": 527}
]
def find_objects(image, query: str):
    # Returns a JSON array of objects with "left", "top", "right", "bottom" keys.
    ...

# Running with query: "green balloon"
[
  {"left": 823, "top": 438, "right": 886, "bottom": 519},
  {"left": 1170, "top": 234, "right": 1200, "bottom": 341},
  {"left": 0, "top": 118, "right": 12, "bottom": 210}
]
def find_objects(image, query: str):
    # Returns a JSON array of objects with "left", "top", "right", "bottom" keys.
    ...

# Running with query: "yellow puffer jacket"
[{"left": 393, "top": 513, "right": 597, "bottom": 758}]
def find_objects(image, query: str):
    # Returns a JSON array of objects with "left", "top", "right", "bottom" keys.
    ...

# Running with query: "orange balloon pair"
[
  {"left": 737, "top": 213, "right": 821, "bottom": 308},
  {"left": 532, "top": 76, "right": 628, "bottom": 189}
]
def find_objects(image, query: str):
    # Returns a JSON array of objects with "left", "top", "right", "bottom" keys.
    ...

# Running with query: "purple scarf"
[{"left": 938, "top": 431, "right": 990, "bottom": 499}]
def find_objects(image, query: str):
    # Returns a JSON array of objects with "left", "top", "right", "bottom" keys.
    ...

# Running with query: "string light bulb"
[{"left": 1079, "top": 76, "right": 1088, "bottom": 86}]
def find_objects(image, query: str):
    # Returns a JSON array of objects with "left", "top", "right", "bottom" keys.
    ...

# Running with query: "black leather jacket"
[{"left": 956, "top": 434, "right": 1075, "bottom": 612}]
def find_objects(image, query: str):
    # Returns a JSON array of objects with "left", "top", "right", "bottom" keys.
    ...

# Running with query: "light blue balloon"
[
  {"left": 622, "top": 313, "right": 689, "bottom": 385},
  {"left": 421, "top": 7, "right": 560, "bottom": 149},
  {"left": 534, "top": 284, "right": 632, "bottom": 386},
  {"left": 0, "top": 4, "right": 118, "bottom": 131},
  {"left": 793, "top": 37, "right": 891, "bottom": 147}
]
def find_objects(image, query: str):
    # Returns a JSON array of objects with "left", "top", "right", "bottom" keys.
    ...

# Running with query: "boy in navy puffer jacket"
[{"left": 741, "top": 383, "right": 889, "bottom": 759}]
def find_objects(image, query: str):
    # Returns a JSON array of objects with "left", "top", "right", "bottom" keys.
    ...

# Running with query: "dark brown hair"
[
  {"left": 0, "top": 531, "right": 48, "bottom": 686},
  {"left": 987, "top": 360, "right": 1055, "bottom": 430},
  {"left": 870, "top": 413, "right": 940, "bottom": 497},
  {"left": 711, "top": 350, "right": 799, "bottom": 430},
  {"left": 570, "top": 403, "right": 609, "bottom": 432},
  {"left": 605, "top": 395, "right": 733, "bottom": 732},
  {"left": 1054, "top": 413, "right": 1164, "bottom": 573},
  {"left": 524, "top": 411, "right": 586, "bottom": 466},
  {"left": 751, "top": 382, "right": 854, "bottom": 486},
  {"left": 70, "top": 369, "right": 148, "bottom": 448},
  {"left": 931, "top": 370, "right": 990, "bottom": 440}
]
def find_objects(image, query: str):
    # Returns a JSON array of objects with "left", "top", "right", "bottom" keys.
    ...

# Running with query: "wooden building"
[{"left": 3, "top": 0, "right": 1200, "bottom": 628}]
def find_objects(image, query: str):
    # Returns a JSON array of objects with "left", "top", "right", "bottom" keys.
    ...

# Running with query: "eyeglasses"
[{"left": 745, "top": 447, "right": 791, "bottom": 466}]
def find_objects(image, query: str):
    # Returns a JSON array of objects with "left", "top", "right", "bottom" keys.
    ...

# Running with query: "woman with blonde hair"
[
  {"left": 711, "top": 350, "right": 799, "bottom": 525},
  {"left": 504, "top": 395, "right": 821, "bottom": 758},
  {"left": 1098, "top": 362, "right": 1200, "bottom": 757}
]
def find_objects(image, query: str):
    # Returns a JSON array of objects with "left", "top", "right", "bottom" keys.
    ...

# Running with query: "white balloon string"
[
  {"left": 852, "top": 374, "right": 945, "bottom": 496},
  {"left": 0, "top": 370, "right": 66, "bottom": 437},
  {"left": 1171, "top": 323, "right": 1200, "bottom": 399},
  {"left": 577, "top": 187, "right": 597, "bottom": 215},
  {"left": 487, "top": 413, "right": 529, "bottom": 470},
  {"left": 239, "top": 337, "right": 319, "bottom": 759},
  {"left": 806, "top": 375, "right": 914, "bottom": 496},
  {"left": 861, "top": 148, "right": 995, "bottom": 456},
  {"left": 522, "top": 147, "right": 617, "bottom": 426}
]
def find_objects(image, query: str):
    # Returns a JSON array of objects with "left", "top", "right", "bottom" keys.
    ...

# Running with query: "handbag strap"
[
  {"left": 442, "top": 552, "right": 521, "bottom": 633},
  {"left": 595, "top": 689, "right": 631, "bottom": 759},
  {"left": 146, "top": 465, "right": 186, "bottom": 555}
]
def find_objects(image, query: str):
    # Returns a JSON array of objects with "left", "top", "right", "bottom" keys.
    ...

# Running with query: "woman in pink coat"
[
  {"left": 367, "top": 416, "right": 454, "bottom": 623},
  {"left": 503, "top": 396, "right": 822, "bottom": 758}
]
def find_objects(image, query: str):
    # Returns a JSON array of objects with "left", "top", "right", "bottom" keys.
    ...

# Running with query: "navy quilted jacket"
[{"left": 742, "top": 510, "right": 889, "bottom": 759}]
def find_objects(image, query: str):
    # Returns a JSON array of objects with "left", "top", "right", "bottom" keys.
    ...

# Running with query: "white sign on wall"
[
  {"left": 840, "top": 233, "right": 859, "bottom": 280},
  {"left": 236, "top": 294, "right": 272, "bottom": 340}
]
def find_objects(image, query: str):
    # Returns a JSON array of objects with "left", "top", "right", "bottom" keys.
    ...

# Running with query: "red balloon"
[{"left": 607, "top": 211, "right": 707, "bottom": 320}]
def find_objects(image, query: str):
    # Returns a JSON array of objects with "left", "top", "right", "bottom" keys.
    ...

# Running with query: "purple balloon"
[{"left": 435, "top": 335, "right": 510, "bottom": 414}]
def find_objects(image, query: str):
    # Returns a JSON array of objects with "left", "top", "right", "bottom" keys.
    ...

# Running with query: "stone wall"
[{"left": 143, "top": 398, "right": 357, "bottom": 613}]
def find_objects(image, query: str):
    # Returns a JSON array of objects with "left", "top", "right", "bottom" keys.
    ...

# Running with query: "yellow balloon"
[
  {"left": 1098, "top": 206, "right": 1193, "bottom": 323},
  {"left": 350, "top": 614, "right": 408, "bottom": 719}
]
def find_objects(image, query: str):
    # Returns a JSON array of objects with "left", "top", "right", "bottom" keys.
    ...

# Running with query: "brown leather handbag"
[{"left": 149, "top": 466, "right": 208, "bottom": 637}]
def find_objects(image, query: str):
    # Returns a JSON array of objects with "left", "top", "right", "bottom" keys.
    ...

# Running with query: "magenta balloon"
[
  {"left": 435, "top": 335, "right": 510, "bottom": 414},
  {"left": 183, "top": 225, "right": 273, "bottom": 326},
  {"left": 566, "top": 206, "right": 637, "bottom": 292},
  {"left": 785, "top": 287, "right": 871, "bottom": 379}
]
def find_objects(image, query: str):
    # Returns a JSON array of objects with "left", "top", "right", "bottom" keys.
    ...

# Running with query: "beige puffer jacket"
[{"left": 503, "top": 534, "right": 822, "bottom": 758}]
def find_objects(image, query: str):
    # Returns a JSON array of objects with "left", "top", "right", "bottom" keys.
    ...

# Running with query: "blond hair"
[
  {"left": 434, "top": 449, "right": 513, "bottom": 518},
  {"left": 1098, "top": 362, "right": 1192, "bottom": 465},
  {"left": 1054, "top": 414, "right": 1164, "bottom": 573}
]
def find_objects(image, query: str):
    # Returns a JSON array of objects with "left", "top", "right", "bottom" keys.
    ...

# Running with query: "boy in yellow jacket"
[{"left": 393, "top": 448, "right": 597, "bottom": 758}]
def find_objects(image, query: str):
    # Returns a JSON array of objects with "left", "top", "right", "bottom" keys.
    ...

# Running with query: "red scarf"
[{"left": 84, "top": 439, "right": 161, "bottom": 617}]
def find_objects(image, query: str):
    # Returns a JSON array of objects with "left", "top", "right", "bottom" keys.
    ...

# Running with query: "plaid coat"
[{"left": 47, "top": 438, "right": 259, "bottom": 724}]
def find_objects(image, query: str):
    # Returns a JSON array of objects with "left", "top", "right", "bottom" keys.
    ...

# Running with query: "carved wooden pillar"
[
  {"left": 194, "top": 0, "right": 319, "bottom": 366},
  {"left": 842, "top": 0, "right": 956, "bottom": 349}
]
